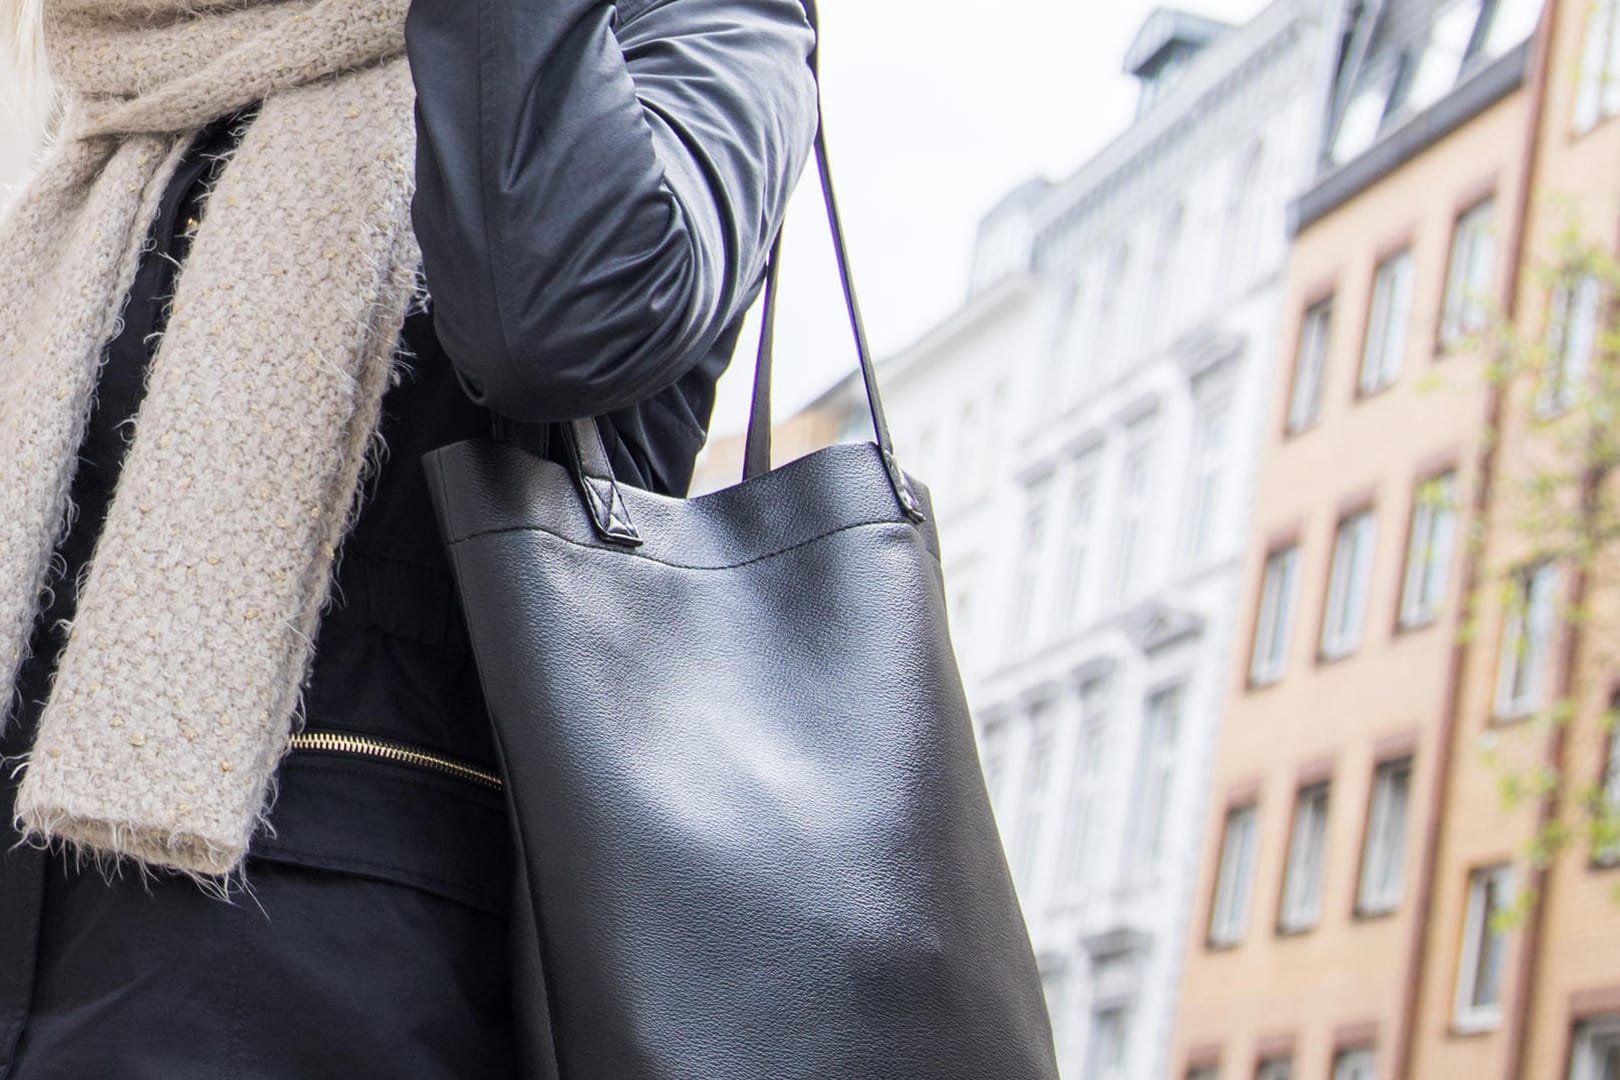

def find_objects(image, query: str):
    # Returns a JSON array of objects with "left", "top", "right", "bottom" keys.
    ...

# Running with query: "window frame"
[
  {"left": 1439, "top": 197, "right": 1497, "bottom": 350},
  {"left": 1492, "top": 560, "right": 1559, "bottom": 721},
  {"left": 1255, "top": 1057, "right": 1295, "bottom": 1080},
  {"left": 1399, "top": 472, "right": 1460, "bottom": 629},
  {"left": 1453, "top": 862, "right": 1515, "bottom": 1032},
  {"left": 1359, "top": 248, "right": 1416, "bottom": 397},
  {"left": 1184, "top": 383, "right": 1235, "bottom": 566},
  {"left": 1278, "top": 781, "right": 1333, "bottom": 934},
  {"left": 1055, "top": 686, "right": 1108, "bottom": 897},
  {"left": 1012, "top": 706, "right": 1058, "bottom": 896},
  {"left": 1250, "top": 545, "right": 1301, "bottom": 687},
  {"left": 1569, "top": 1013, "right": 1620, "bottom": 1080},
  {"left": 1538, "top": 272, "right": 1603, "bottom": 418},
  {"left": 1057, "top": 456, "right": 1101, "bottom": 634},
  {"left": 1111, "top": 420, "right": 1158, "bottom": 603},
  {"left": 1356, "top": 756, "right": 1415, "bottom": 917},
  {"left": 1124, "top": 684, "right": 1184, "bottom": 883},
  {"left": 1209, "top": 803, "right": 1260, "bottom": 948},
  {"left": 1331, "top": 1046, "right": 1378, "bottom": 1080},
  {"left": 1006, "top": 476, "right": 1056, "bottom": 657},
  {"left": 1575, "top": 0, "right": 1620, "bottom": 134},
  {"left": 1320, "top": 510, "right": 1379, "bottom": 661},
  {"left": 1286, "top": 296, "right": 1334, "bottom": 435}
]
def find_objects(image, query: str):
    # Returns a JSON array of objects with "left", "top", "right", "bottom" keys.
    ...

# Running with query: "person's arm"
[{"left": 404, "top": 0, "right": 818, "bottom": 424}]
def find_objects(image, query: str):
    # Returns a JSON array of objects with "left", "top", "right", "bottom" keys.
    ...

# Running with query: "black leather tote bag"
[{"left": 422, "top": 10, "right": 1058, "bottom": 1077}]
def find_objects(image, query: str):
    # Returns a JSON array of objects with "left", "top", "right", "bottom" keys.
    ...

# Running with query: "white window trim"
[
  {"left": 1111, "top": 424, "right": 1158, "bottom": 603},
  {"left": 1493, "top": 562, "right": 1559, "bottom": 720},
  {"left": 1124, "top": 686, "right": 1183, "bottom": 883},
  {"left": 1251, "top": 547, "right": 1300, "bottom": 686},
  {"left": 1570, "top": 1013, "right": 1620, "bottom": 1080},
  {"left": 1357, "top": 757, "right": 1413, "bottom": 916},
  {"left": 1058, "top": 461, "right": 1101, "bottom": 634},
  {"left": 1183, "top": 391, "right": 1234, "bottom": 566},
  {"left": 1360, "top": 250, "right": 1415, "bottom": 395},
  {"left": 1321, "top": 511, "right": 1379, "bottom": 660},
  {"left": 1279, "top": 783, "right": 1331, "bottom": 932},
  {"left": 1255, "top": 1057, "right": 1295, "bottom": 1080},
  {"left": 1332, "top": 1047, "right": 1378, "bottom": 1080},
  {"left": 1439, "top": 198, "right": 1497, "bottom": 349},
  {"left": 1209, "top": 804, "right": 1259, "bottom": 947},
  {"left": 1399, "top": 473, "right": 1459, "bottom": 628},
  {"left": 1538, "top": 273, "right": 1602, "bottom": 418},
  {"left": 1007, "top": 478, "right": 1056, "bottom": 658},
  {"left": 1453, "top": 863, "right": 1515, "bottom": 1032},
  {"left": 1575, "top": 0, "right": 1620, "bottom": 134},
  {"left": 1287, "top": 299, "right": 1333, "bottom": 434}
]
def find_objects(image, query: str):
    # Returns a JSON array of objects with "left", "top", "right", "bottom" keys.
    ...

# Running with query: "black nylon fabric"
[{"left": 0, "top": 0, "right": 816, "bottom": 1071}]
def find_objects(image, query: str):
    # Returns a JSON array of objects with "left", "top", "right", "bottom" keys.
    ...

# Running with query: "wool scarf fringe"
[{"left": 0, "top": 0, "right": 421, "bottom": 880}]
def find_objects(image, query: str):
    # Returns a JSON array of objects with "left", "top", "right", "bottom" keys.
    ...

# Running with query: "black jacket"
[{"left": 0, "top": 1, "right": 816, "bottom": 1073}]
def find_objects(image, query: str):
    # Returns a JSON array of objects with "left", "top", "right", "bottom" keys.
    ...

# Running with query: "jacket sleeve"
[{"left": 404, "top": 0, "right": 819, "bottom": 423}]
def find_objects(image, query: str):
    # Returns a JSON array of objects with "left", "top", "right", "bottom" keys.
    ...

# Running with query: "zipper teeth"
[{"left": 288, "top": 731, "right": 503, "bottom": 791}]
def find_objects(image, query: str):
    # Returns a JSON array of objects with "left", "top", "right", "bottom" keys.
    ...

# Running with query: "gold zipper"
[{"left": 288, "top": 730, "right": 503, "bottom": 791}]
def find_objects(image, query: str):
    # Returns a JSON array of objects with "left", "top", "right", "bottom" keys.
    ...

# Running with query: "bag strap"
[
  {"left": 504, "top": 0, "right": 924, "bottom": 544},
  {"left": 739, "top": 0, "right": 921, "bottom": 526}
]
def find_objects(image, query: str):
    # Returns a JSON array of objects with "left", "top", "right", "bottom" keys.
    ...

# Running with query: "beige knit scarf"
[{"left": 0, "top": 0, "right": 419, "bottom": 880}]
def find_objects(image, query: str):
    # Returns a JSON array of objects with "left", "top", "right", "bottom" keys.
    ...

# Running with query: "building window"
[
  {"left": 1540, "top": 273, "right": 1602, "bottom": 416},
  {"left": 1007, "top": 478, "right": 1054, "bottom": 656},
  {"left": 1125, "top": 685, "right": 1182, "bottom": 882},
  {"left": 1321, "top": 510, "right": 1378, "bottom": 660},
  {"left": 1332, "top": 1047, "right": 1378, "bottom": 1080},
  {"left": 1086, "top": 1006, "right": 1132, "bottom": 1080},
  {"left": 1014, "top": 710, "right": 1057, "bottom": 894},
  {"left": 1400, "top": 472, "right": 1459, "bottom": 628},
  {"left": 1287, "top": 298, "right": 1333, "bottom": 434},
  {"left": 1058, "top": 460, "right": 1100, "bottom": 633},
  {"left": 1358, "top": 757, "right": 1414, "bottom": 916},
  {"left": 1255, "top": 1057, "right": 1294, "bottom": 1080},
  {"left": 1057, "top": 686, "right": 1108, "bottom": 894},
  {"left": 1440, "top": 198, "right": 1497, "bottom": 348},
  {"left": 1576, "top": 0, "right": 1620, "bottom": 133},
  {"left": 979, "top": 722, "right": 1010, "bottom": 820},
  {"left": 1112, "top": 423, "right": 1157, "bottom": 602},
  {"left": 1184, "top": 392, "right": 1233, "bottom": 564},
  {"left": 1209, "top": 804, "right": 1259, "bottom": 947},
  {"left": 1360, "top": 249, "right": 1416, "bottom": 396},
  {"left": 1570, "top": 1014, "right": 1620, "bottom": 1080},
  {"left": 1494, "top": 561, "right": 1559, "bottom": 719},
  {"left": 1405, "top": 0, "right": 1486, "bottom": 115},
  {"left": 1482, "top": 0, "right": 1545, "bottom": 57},
  {"left": 1454, "top": 863, "right": 1514, "bottom": 1031},
  {"left": 1251, "top": 546, "right": 1300, "bottom": 686},
  {"left": 1279, "top": 782, "right": 1331, "bottom": 933},
  {"left": 1332, "top": 64, "right": 1398, "bottom": 164}
]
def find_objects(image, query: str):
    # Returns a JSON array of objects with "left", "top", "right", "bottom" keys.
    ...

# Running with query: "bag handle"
[{"left": 506, "top": 0, "right": 924, "bottom": 544}]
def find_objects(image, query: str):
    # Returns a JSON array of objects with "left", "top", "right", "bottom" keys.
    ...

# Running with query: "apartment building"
[
  {"left": 1403, "top": 0, "right": 1620, "bottom": 1076},
  {"left": 930, "top": 6, "right": 1327, "bottom": 1078},
  {"left": 1170, "top": 1, "right": 1546, "bottom": 1077}
]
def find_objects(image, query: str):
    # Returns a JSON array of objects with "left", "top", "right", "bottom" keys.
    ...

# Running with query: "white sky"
[{"left": 711, "top": 0, "right": 1271, "bottom": 439}]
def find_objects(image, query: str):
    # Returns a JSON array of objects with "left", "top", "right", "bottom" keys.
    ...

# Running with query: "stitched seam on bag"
[{"left": 448, "top": 518, "right": 941, "bottom": 571}]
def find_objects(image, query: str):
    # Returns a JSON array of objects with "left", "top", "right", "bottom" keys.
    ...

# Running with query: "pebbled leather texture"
[{"left": 424, "top": 437, "right": 1059, "bottom": 1080}]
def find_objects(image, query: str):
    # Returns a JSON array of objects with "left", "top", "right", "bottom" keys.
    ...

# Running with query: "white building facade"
[{"left": 869, "top": 4, "right": 1332, "bottom": 1077}]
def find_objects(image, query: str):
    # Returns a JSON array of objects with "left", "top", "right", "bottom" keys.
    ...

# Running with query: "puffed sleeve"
[{"left": 404, "top": 0, "right": 819, "bottom": 423}]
